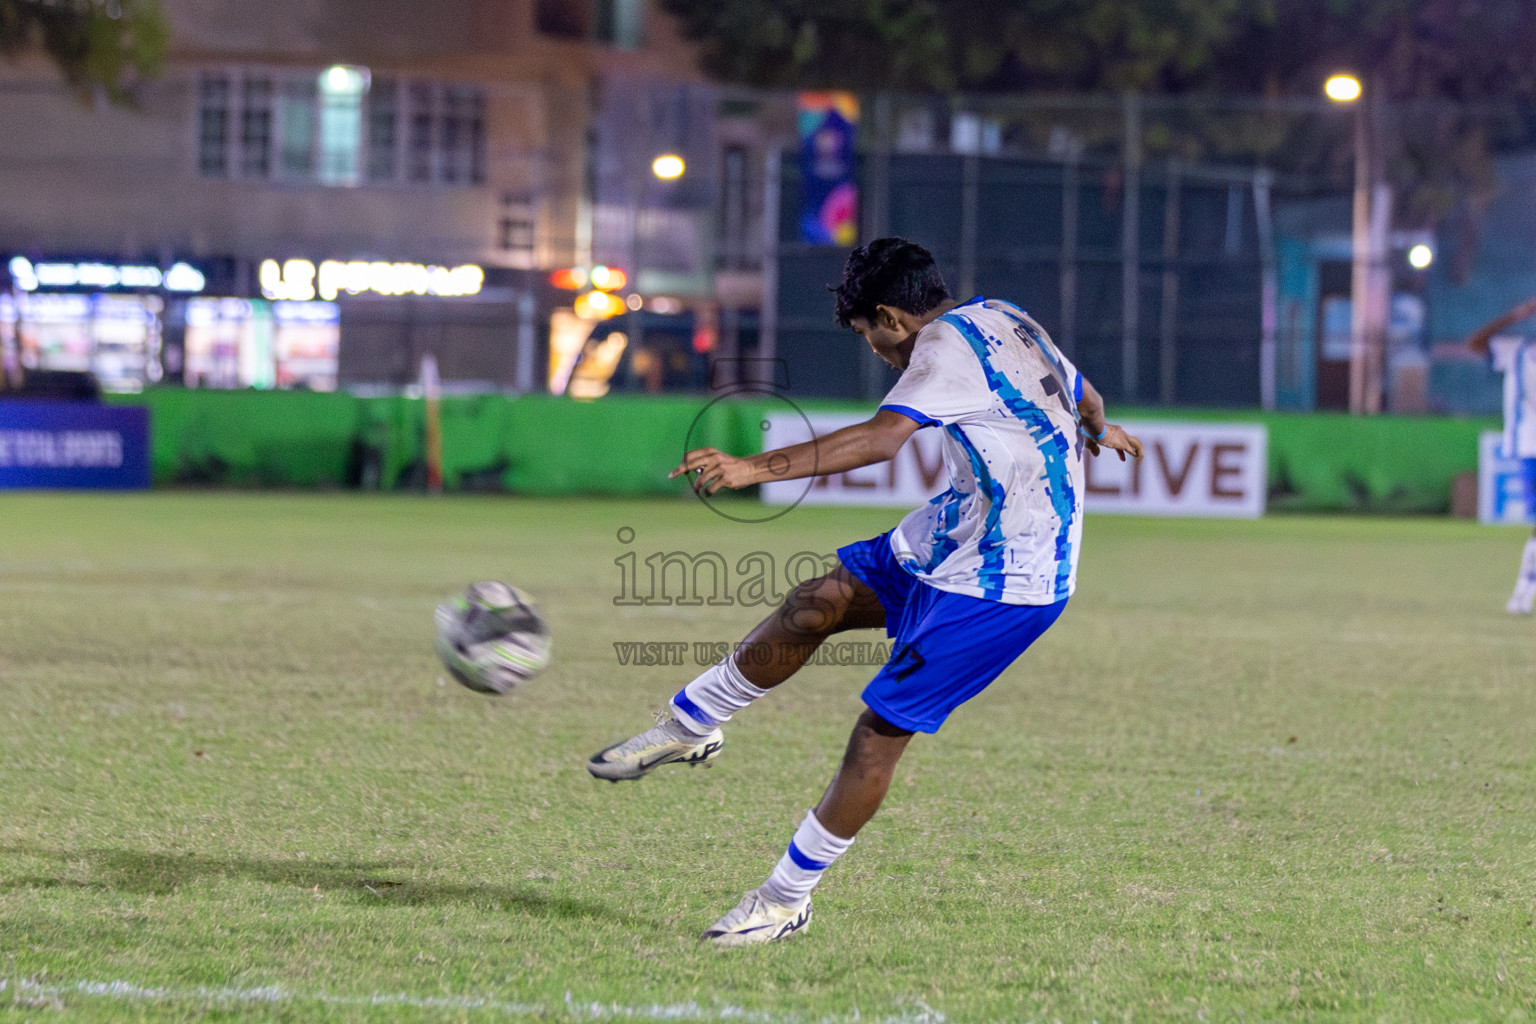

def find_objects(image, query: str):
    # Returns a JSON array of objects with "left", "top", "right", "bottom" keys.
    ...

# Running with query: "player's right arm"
[
  {"left": 1076, "top": 377, "right": 1143, "bottom": 461},
  {"left": 671, "top": 409, "right": 920, "bottom": 497}
]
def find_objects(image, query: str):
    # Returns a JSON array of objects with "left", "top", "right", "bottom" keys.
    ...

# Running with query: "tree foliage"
[
  {"left": 664, "top": 0, "right": 1536, "bottom": 104},
  {"left": 663, "top": 0, "right": 1536, "bottom": 235},
  {"left": 0, "top": 0, "right": 167, "bottom": 103},
  {"left": 660, "top": 0, "right": 1262, "bottom": 93},
  {"left": 1211, "top": 0, "right": 1536, "bottom": 231}
]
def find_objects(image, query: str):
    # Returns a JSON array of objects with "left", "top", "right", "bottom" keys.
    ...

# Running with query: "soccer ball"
[{"left": 434, "top": 581, "right": 552, "bottom": 694}]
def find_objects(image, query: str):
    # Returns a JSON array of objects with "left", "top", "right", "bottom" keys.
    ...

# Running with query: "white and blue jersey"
[
  {"left": 1492, "top": 336, "right": 1536, "bottom": 459},
  {"left": 879, "top": 297, "right": 1084, "bottom": 606}
]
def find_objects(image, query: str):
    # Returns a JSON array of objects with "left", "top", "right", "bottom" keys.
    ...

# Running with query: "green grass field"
[{"left": 3, "top": 492, "right": 1535, "bottom": 1022}]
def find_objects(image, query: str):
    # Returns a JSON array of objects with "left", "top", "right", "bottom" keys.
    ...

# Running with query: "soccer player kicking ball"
[
  {"left": 1469, "top": 295, "right": 1536, "bottom": 613},
  {"left": 588, "top": 238, "right": 1143, "bottom": 945}
]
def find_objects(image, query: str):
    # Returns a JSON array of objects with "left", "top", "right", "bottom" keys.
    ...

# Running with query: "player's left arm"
[
  {"left": 1076, "top": 376, "right": 1143, "bottom": 461},
  {"left": 1468, "top": 295, "right": 1536, "bottom": 356},
  {"left": 671, "top": 409, "right": 921, "bottom": 496}
]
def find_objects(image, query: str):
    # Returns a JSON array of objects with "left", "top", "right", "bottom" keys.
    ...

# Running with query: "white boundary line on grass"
[{"left": 1, "top": 977, "right": 965, "bottom": 1024}]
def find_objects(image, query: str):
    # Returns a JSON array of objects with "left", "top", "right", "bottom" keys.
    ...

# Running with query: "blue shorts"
[
  {"left": 836, "top": 532, "right": 1068, "bottom": 734},
  {"left": 1523, "top": 459, "right": 1536, "bottom": 522}
]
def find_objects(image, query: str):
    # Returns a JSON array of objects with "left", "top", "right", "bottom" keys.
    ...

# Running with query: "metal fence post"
[
  {"left": 862, "top": 93, "right": 894, "bottom": 400},
  {"left": 758, "top": 144, "right": 781, "bottom": 370},
  {"left": 1159, "top": 159, "right": 1182, "bottom": 405},
  {"left": 1059, "top": 149, "right": 1080, "bottom": 359},
  {"left": 1253, "top": 167, "right": 1278, "bottom": 410},
  {"left": 1121, "top": 91, "right": 1143, "bottom": 402},
  {"left": 515, "top": 287, "right": 536, "bottom": 394},
  {"left": 959, "top": 153, "right": 980, "bottom": 299}
]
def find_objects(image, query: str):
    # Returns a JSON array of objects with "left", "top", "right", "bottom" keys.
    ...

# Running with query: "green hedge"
[
  {"left": 105, "top": 390, "right": 1496, "bottom": 513},
  {"left": 105, "top": 388, "right": 362, "bottom": 487},
  {"left": 105, "top": 391, "right": 769, "bottom": 497}
]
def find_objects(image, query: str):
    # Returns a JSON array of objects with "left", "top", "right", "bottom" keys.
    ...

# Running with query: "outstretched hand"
[
  {"left": 1086, "top": 424, "right": 1143, "bottom": 461},
  {"left": 670, "top": 447, "right": 755, "bottom": 496}
]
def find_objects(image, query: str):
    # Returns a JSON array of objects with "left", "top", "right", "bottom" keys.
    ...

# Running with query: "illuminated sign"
[
  {"left": 260, "top": 259, "right": 484, "bottom": 301},
  {"left": 8, "top": 256, "right": 205, "bottom": 293}
]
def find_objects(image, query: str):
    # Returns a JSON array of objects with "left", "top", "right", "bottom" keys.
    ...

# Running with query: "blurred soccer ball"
[{"left": 434, "top": 581, "right": 552, "bottom": 695}]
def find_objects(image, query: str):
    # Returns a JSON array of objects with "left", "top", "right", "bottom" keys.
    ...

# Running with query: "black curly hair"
[{"left": 831, "top": 237, "right": 951, "bottom": 328}]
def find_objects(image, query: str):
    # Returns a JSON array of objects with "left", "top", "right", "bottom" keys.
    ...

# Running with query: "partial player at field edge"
[{"left": 1467, "top": 296, "right": 1536, "bottom": 614}]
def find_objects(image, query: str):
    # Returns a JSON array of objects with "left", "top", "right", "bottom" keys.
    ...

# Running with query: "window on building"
[
  {"left": 406, "top": 82, "right": 436, "bottom": 184},
  {"left": 366, "top": 78, "right": 398, "bottom": 182},
  {"left": 399, "top": 82, "right": 486, "bottom": 187},
  {"left": 440, "top": 87, "right": 484, "bottom": 185},
  {"left": 536, "top": 0, "right": 589, "bottom": 38},
  {"left": 499, "top": 191, "right": 538, "bottom": 269},
  {"left": 318, "top": 65, "right": 368, "bottom": 185},
  {"left": 197, "top": 69, "right": 486, "bottom": 189},
  {"left": 278, "top": 78, "right": 318, "bottom": 178},
  {"left": 594, "top": 0, "right": 643, "bottom": 48},
  {"left": 239, "top": 76, "right": 272, "bottom": 177},
  {"left": 198, "top": 74, "right": 230, "bottom": 176}
]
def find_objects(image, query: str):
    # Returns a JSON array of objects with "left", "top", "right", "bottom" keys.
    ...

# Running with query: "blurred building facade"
[
  {"left": 0, "top": 0, "right": 787, "bottom": 394},
  {"left": 13, "top": 12, "right": 1527, "bottom": 414},
  {"left": 1273, "top": 152, "right": 1536, "bottom": 416}
]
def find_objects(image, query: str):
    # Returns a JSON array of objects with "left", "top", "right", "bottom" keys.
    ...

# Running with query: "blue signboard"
[
  {"left": 1480, "top": 430, "right": 1532, "bottom": 524},
  {"left": 0, "top": 401, "right": 150, "bottom": 489}
]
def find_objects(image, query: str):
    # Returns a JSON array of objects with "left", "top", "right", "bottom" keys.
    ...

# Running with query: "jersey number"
[{"left": 886, "top": 643, "right": 926, "bottom": 682}]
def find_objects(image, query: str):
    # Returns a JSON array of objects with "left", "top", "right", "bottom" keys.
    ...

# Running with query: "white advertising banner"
[
  {"left": 761, "top": 413, "right": 1267, "bottom": 519},
  {"left": 762, "top": 412, "right": 944, "bottom": 508},
  {"left": 1478, "top": 430, "right": 1529, "bottom": 524},
  {"left": 1082, "top": 420, "right": 1268, "bottom": 519}
]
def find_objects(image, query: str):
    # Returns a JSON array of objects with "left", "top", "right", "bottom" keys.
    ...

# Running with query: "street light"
[
  {"left": 1326, "top": 72, "right": 1390, "bottom": 414},
  {"left": 1325, "top": 74, "right": 1362, "bottom": 103},
  {"left": 651, "top": 154, "right": 685, "bottom": 180}
]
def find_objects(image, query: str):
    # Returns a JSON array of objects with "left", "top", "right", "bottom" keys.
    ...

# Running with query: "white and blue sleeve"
[{"left": 879, "top": 321, "right": 989, "bottom": 427}]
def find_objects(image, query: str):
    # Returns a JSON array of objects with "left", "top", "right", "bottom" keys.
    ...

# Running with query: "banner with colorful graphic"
[{"left": 797, "top": 92, "right": 859, "bottom": 246}]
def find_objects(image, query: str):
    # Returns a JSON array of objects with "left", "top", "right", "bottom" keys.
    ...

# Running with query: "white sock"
[
  {"left": 1519, "top": 536, "right": 1536, "bottom": 596},
  {"left": 759, "top": 810, "right": 854, "bottom": 907},
  {"left": 669, "top": 657, "right": 766, "bottom": 736}
]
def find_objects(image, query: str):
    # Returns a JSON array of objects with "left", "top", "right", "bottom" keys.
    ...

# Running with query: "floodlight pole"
[{"left": 1348, "top": 78, "right": 1391, "bottom": 415}]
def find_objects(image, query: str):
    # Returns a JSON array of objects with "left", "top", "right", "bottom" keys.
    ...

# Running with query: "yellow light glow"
[
  {"left": 1408, "top": 244, "right": 1433, "bottom": 269},
  {"left": 588, "top": 265, "right": 628, "bottom": 291},
  {"left": 1325, "top": 75, "right": 1361, "bottom": 102},
  {"left": 652, "top": 154, "right": 685, "bottom": 180},
  {"left": 574, "top": 290, "right": 622, "bottom": 319}
]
